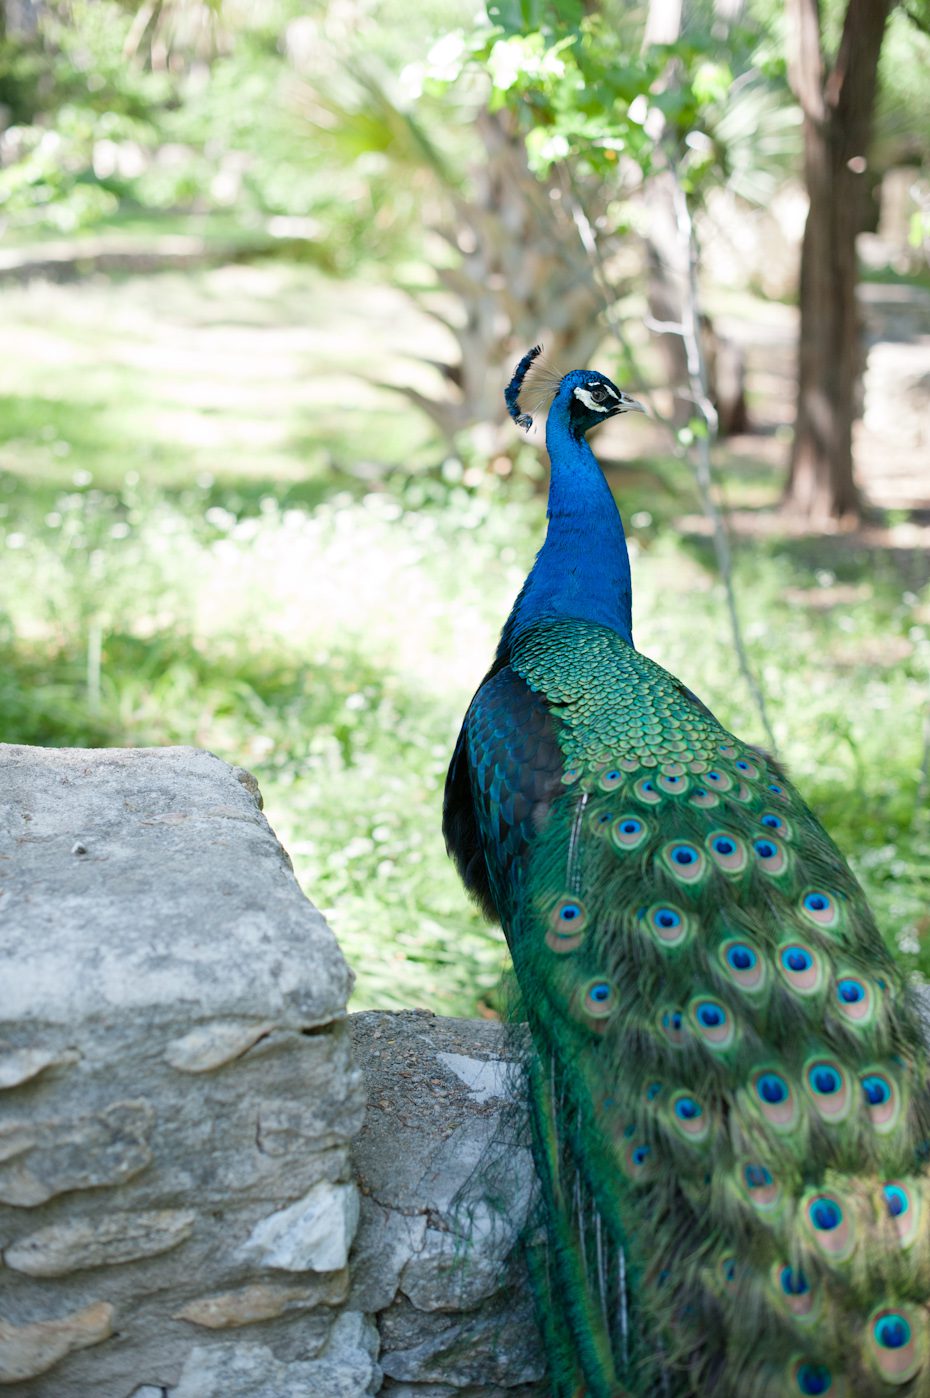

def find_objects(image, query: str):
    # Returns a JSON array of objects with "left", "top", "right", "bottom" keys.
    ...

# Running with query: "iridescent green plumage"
[{"left": 444, "top": 357, "right": 930, "bottom": 1397}]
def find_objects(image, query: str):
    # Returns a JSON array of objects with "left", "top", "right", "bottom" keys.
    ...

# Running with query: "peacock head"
[
  {"left": 505, "top": 345, "right": 645, "bottom": 436},
  {"left": 556, "top": 369, "right": 646, "bottom": 437}
]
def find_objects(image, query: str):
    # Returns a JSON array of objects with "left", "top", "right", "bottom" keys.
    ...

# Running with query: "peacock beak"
[{"left": 619, "top": 396, "right": 647, "bottom": 415}]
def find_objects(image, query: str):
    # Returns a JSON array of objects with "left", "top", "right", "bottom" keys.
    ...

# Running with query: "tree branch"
[{"left": 786, "top": 0, "right": 827, "bottom": 123}]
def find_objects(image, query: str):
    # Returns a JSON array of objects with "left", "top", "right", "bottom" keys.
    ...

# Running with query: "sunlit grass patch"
[
  {"left": 3, "top": 472, "right": 929, "bottom": 1010},
  {"left": 1, "top": 263, "right": 928, "bottom": 1011}
]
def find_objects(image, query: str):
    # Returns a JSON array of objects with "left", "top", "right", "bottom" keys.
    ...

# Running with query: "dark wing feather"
[{"left": 443, "top": 665, "right": 565, "bottom": 928}]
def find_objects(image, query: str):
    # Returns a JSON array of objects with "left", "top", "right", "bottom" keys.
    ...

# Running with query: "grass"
[{"left": 2, "top": 260, "right": 930, "bottom": 1012}]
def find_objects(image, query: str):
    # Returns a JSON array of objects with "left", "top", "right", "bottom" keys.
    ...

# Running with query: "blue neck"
[{"left": 501, "top": 402, "right": 634, "bottom": 653}]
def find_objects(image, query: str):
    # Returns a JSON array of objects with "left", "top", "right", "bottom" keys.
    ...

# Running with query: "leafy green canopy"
[{"left": 413, "top": 0, "right": 800, "bottom": 207}]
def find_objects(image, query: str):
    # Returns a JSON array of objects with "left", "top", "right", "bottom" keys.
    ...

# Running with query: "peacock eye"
[{"left": 587, "top": 382, "right": 608, "bottom": 403}]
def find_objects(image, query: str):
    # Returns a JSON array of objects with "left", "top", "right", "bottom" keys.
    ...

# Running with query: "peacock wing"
[{"left": 445, "top": 663, "right": 567, "bottom": 927}]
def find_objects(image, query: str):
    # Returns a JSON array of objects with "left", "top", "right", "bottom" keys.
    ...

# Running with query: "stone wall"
[
  {"left": 0, "top": 745, "right": 540, "bottom": 1398},
  {"left": 349, "top": 1011, "right": 542, "bottom": 1398}
]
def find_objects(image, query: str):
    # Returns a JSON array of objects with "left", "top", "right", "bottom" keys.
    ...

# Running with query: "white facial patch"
[{"left": 573, "top": 386, "right": 610, "bottom": 413}]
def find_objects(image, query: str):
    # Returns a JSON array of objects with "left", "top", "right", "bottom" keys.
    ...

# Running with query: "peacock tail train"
[{"left": 444, "top": 349, "right": 930, "bottom": 1398}]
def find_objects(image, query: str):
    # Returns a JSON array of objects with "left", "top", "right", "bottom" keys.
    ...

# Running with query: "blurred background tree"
[{"left": 0, "top": 0, "right": 928, "bottom": 1011}]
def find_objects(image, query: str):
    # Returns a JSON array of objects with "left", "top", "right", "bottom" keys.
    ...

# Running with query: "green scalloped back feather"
[{"left": 498, "top": 617, "right": 930, "bottom": 1398}]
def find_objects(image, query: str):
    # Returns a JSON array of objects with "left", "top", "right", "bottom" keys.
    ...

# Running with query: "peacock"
[{"left": 443, "top": 344, "right": 930, "bottom": 1397}]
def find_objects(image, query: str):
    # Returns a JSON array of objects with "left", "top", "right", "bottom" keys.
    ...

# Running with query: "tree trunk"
[
  {"left": 2, "top": 0, "right": 43, "bottom": 37},
  {"left": 784, "top": 0, "right": 891, "bottom": 523},
  {"left": 396, "top": 109, "right": 612, "bottom": 445}
]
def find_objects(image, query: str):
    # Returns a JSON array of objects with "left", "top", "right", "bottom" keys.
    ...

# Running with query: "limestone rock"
[
  {"left": 3, "top": 1210, "right": 196, "bottom": 1277},
  {"left": 0, "top": 1099, "right": 154, "bottom": 1207},
  {"left": 434, "top": 1052, "right": 511, "bottom": 1104},
  {"left": 350, "top": 1011, "right": 545, "bottom": 1394},
  {"left": 0, "top": 1301, "right": 114, "bottom": 1384},
  {"left": 0, "top": 1048, "right": 80, "bottom": 1091},
  {"left": 240, "top": 1179, "right": 361, "bottom": 1273},
  {"left": 349, "top": 1197, "right": 428, "bottom": 1315},
  {"left": 172, "top": 1272, "right": 348, "bottom": 1328},
  {"left": 0, "top": 744, "right": 351, "bottom": 1028},
  {"left": 164, "top": 1022, "right": 276, "bottom": 1073},
  {"left": 378, "top": 1289, "right": 543, "bottom": 1389},
  {"left": 172, "top": 1312, "right": 380, "bottom": 1398},
  {"left": 1, "top": 746, "right": 541, "bottom": 1395},
  {"left": 0, "top": 744, "right": 361, "bottom": 1398}
]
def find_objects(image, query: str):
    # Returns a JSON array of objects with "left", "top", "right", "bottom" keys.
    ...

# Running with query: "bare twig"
[
  {"left": 561, "top": 165, "right": 780, "bottom": 755},
  {"left": 667, "top": 164, "right": 779, "bottom": 755},
  {"left": 643, "top": 315, "right": 686, "bottom": 336},
  {"left": 918, "top": 694, "right": 930, "bottom": 810}
]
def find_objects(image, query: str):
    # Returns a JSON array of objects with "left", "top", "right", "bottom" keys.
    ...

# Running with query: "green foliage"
[
  {"left": 1, "top": 265, "right": 928, "bottom": 1011},
  {"left": 0, "top": 1, "right": 171, "bottom": 232},
  {"left": 0, "top": 472, "right": 524, "bottom": 1014},
  {"left": 0, "top": 0, "right": 462, "bottom": 267},
  {"left": 429, "top": 0, "right": 800, "bottom": 205}
]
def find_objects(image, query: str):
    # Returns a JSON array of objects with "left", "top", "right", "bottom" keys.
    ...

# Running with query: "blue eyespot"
[
  {"left": 875, "top": 1315, "right": 911, "bottom": 1350},
  {"left": 632, "top": 1145, "right": 651, "bottom": 1165},
  {"left": 761, "top": 813, "right": 782, "bottom": 829},
  {"left": 883, "top": 1185, "right": 908, "bottom": 1218},
  {"left": 811, "top": 1199, "right": 841, "bottom": 1231},
  {"left": 796, "top": 1365, "right": 831, "bottom": 1396},
  {"left": 559, "top": 903, "right": 582, "bottom": 922},
  {"left": 811, "top": 1066, "right": 841, "bottom": 1095},
  {"left": 757, "top": 1073, "right": 788, "bottom": 1105},
  {"left": 708, "top": 770, "right": 721, "bottom": 780},
  {"left": 736, "top": 760, "right": 750, "bottom": 771},
  {"left": 754, "top": 839, "right": 777, "bottom": 859},
  {"left": 620, "top": 819, "right": 642, "bottom": 835},
  {"left": 862, "top": 1074, "right": 891, "bottom": 1105},
  {"left": 666, "top": 774, "right": 681, "bottom": 783},
  {"left": 671, "top": 844, "right": 697, "bottom": 865},
  {"left": 646, "top": 1081, "right": 663, "bottom": 1100},
  {"left": 804, "top": 892, "right": 829, "bottom": 912},
  {"left": 782, "top": 947, "right": 813, "bottom": 973},
  {"left": 694, "top": 789, "right": 708, "bottom": 799},
  {"left": 589, "top": 981, "right": 611, "bottom": 1002},
  {"left": 712, "top": 836, "right": 735, "bottom": 855},
  {"left": 654, "top": 908, "right": 681, "bottom": 929},
  {"left": 697, "top": 1003, "right": 725, "bottom": 1028},
  {"left": 723, "top": 1258, "right": 736, "bottom": 1282},
  {"left": 671, "top": 1012, "right": 682, "bottom": 1029},
  {"left": 675, "top": 1096, "right": 702, "bottom": 1120},
  {"left": 837, "top": 978, "right": 864, "bottom": 1003},
  {"left": 605, "top": 770, "right": 620, "bottom": 782},
  {"left": 597, "top": 812, "right": 612, "bottom": 824},
  {"left": 768, "top": 783, "right": 783, "bottom": 794},
  {"left": 642, "top": 780, "right": 656, "bottom": 793},
  {"left": 727, "top": 945, "right": 756, "bottom": 971},
  {"left": 745, "top": 1164, "right": 772, "bottom": 1189},
  {"left": 780, "top": 1265, "right": 809, "bottom": 1296}
]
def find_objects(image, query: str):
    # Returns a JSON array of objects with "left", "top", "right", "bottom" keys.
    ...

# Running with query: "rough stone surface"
[
  {"left": 171, "top": 1311, "right": 381, "bottom": 1398},
  {"left": 0, "top": 744, "right": 350, "bottom": 1027},
  {"left": 0, "top": 744, "right": 362, "bottom": 1396},
  {"left": 4, "top": 1209, "right": 197, "bottom": 1277},
  {"left": 240, "top": 1179, "right": 361, "bottom": 1272},
  {"left": 0, "top": 745, "right": 545, "bottom": 1395},
  {"left": 172, "top": 1273, "right": 348, "bottom": 1329},
  {"left": 350, "top": 1012, "right": 544, "bottom": 1395},
  {"left": 0, "top": 1302, "right": 114, "bottom": 1385}
]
